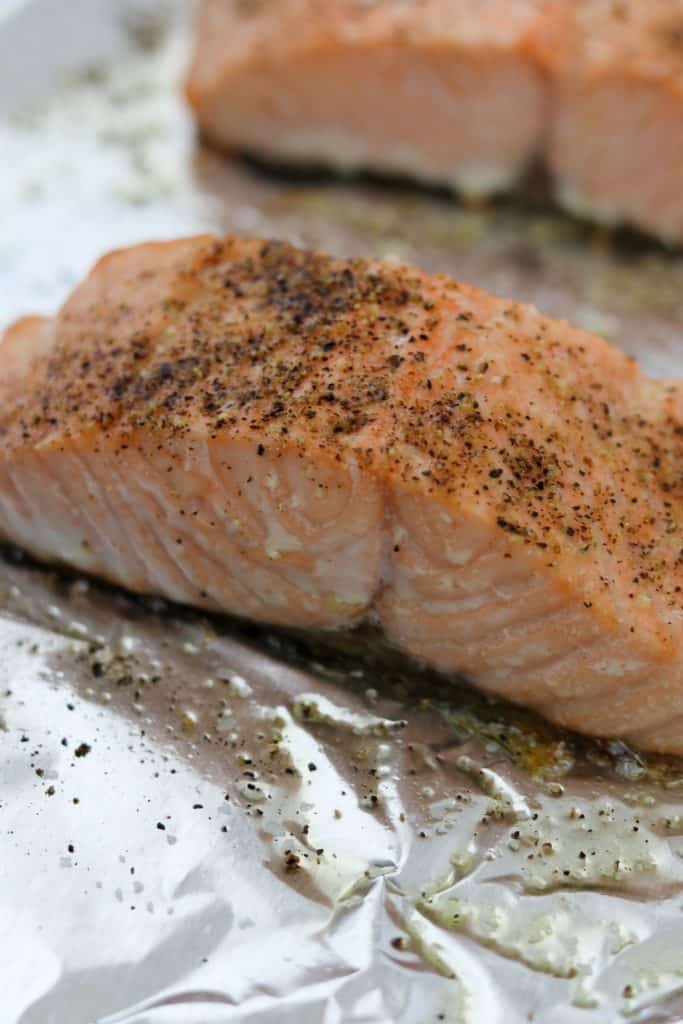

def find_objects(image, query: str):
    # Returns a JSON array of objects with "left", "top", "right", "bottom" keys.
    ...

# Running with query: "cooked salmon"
[
  {"left": 2, "top": 236, "right": 683, "bottom": 753},
  {"left": 544, "top": 0, "right": 683, "bottom": 245},
  {"left": 186, "top": 0, "right": 548, "bottom": 198},
  {"left": 186, "top": 0, "right": 683, "bottom": 244}
]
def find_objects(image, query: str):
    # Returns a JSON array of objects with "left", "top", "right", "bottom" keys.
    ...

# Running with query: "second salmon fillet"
[
  {"left": 186, "top": 0, "right": 547, "bottom": 197},
  {"left": 1, "top": 236, "right": 683, "bottom": 753},
  {"left": 544, "top": 0, "right": 683, "bottom": 245}
]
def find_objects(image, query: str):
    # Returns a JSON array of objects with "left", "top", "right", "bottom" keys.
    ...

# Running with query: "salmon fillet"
[
  {"left": 544, "top": 0, "right": 683, "bottom": 245},
  {"left": 186, "top": 0, "right": 548, "bottom": 197},
  {"left": 2, "top": 236, "right": 683, "bottom": 753},
  {"left": 186, "top": 0, "right": 683, "bottom": 244}
]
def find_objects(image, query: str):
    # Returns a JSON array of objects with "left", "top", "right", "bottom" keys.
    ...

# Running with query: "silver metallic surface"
[{"left": 2, "top": 4, "right": 683, "bottom": 1022}]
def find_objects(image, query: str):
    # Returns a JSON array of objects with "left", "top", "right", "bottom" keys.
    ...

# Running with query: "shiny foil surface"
[{"left": 2, "top": 4, "right": 683, "bottom": 1022}]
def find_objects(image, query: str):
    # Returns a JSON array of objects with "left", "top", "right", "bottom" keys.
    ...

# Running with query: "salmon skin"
[
  {"left": 1, "top": 236, "right": 683, "bottom": 753},
  {"left": 186, "top": 0, "right": 683, "bottom": 245}
]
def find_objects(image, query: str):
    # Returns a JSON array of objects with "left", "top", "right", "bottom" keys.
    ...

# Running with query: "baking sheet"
[{"left": 3, "top": 3, "right": 683, "bottom": 1023}]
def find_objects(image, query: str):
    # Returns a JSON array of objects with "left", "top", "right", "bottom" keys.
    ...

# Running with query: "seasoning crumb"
[{"left": 283, "top": 849, "right": 301, "bottom": 870}]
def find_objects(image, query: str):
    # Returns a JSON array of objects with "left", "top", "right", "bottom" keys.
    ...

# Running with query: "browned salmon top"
[
  {"left": 188, "top": 0, "right": 543, "bottom": 79},
  {"left": 547, "top": 0, "right": 683, "bottom": 89}
]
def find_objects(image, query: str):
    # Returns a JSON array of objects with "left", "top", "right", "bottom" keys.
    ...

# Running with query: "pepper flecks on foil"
[{"left": 4, "top": 554, "right": 683, "bottom": 1022}]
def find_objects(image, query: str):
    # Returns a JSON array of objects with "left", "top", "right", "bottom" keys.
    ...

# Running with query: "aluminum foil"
[{"left": 3, "top": 3, "right": 683, "bottom": 1022}]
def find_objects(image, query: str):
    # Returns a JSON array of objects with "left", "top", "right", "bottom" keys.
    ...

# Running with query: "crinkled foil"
[{"left": 3, "top": 4, "right": 683, "bottom": 1023}]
